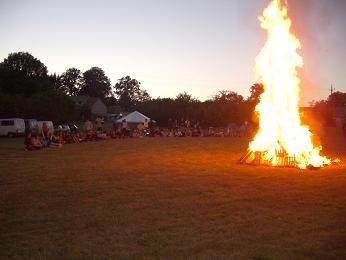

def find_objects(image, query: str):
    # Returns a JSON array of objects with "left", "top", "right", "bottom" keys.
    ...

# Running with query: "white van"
[
  {"left": 37, "top": 121, "right": 54, "bottom": 135},
  {"left": 0, "top": 118, "right": 25, "bottom": 137}
]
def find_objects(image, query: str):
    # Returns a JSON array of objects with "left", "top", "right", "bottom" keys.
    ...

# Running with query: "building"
[
  {"left": 107, "top": 105, "right": 122, "bottom": 118},
  {"left": 70, "top": 96, "right": 107, "bottom": 118},
  {"left": 332, "top": 106, "right": 346, "bottom": 127}
]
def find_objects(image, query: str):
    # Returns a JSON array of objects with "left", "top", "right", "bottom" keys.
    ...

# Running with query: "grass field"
[{"left": 1, "top": 130, "right": 346, "bottom": 259}]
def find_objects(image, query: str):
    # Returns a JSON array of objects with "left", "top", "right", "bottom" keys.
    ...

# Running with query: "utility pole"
[{"left": 330, "top": 84, "right": 335, "bottom": 95}]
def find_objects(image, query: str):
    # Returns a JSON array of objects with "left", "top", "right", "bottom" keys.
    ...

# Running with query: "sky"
[{"left": 0, "top": 0, "right": 345, "bottom": 104}]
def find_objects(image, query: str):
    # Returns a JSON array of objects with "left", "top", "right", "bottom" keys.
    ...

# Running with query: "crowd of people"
[
  {"left": 24, "top": 117, "right": 254, "bottom": 151},
  {"left": 24, "top": 122, "right": 83, "bottom": 151}
]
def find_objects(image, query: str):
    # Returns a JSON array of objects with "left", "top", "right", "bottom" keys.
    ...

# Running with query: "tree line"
[{"left": 0, "top": 51, "right": 344, "bottom": 126}]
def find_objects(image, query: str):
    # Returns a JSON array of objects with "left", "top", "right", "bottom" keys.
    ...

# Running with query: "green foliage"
[
  {"left": 248, "top": 83, "right": 264, "bottom": 103},
  {"left": 0, "top": 52, "right": 77, "bottom": 122},
  {"left": 327, "top": 91, "right": 346, "bottom": 107},
  {"left": 60, "top": 68, "right": 82, "bottom": 96},
  {"left": 0, "top": 90, "right": 77, "bottom": 122},
  {"left": 27, "top": 90, "right": 77, "bottom": 122},
  {"left": 0, "top": 52, "right": 47, "bottom": 77},
  {"left": 49, "top": 73, "right": 62, "bottom": 91},
  {"left": 310, "top": 91, "right": 346, "bottom": 126},
  {"left": 0, "top": 93, "right": 26, "bottom": 118},
  {"left": 138, "top": 90, "right": 251, "bottom": 127},
  {"left": 0, "top": 68, "right": 53, "bottom": 97},
  {"left": 79, "top": 67, "right": 111, "bottom": 98},
  {"left": 115, "top": 76, "right": 151, "bottom": 111}
]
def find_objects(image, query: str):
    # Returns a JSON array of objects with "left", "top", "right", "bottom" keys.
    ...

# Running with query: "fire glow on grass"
[{"left": 247, "top": 0, "right": 331, "bottom": 169}]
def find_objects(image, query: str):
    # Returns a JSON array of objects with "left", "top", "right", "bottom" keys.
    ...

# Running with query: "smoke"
[
  {"left": 283, "top": 0, "right": 346, "bottom": 103},
  {"left": 287, "top": 0, "right": 346, "bottom": 49}
]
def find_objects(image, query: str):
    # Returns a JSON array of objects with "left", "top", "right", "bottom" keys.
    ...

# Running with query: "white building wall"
[{"left": 91, "top": 99, "right": 107, "bottom": 116}]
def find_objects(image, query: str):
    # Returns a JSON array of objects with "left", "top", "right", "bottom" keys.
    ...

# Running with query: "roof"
[
  {"left": 116, "top": 111, "right": 151, "bottom": 123},
  {"left": 107, "top": 105, "right": 122, "bottom": 114},
  {"left": 82, "top": 97, "right": 102, "bottom": 110},
  {"left": 69, "top": 95, "right": 89, "bottom": 104}
]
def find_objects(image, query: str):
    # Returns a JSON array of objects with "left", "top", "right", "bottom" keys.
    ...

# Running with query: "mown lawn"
[{"left": 1, "top": 132, "right": 346, "bottom": 259}]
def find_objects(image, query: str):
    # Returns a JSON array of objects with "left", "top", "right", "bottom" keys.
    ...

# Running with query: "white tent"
[{"left": 116, "top": 111, "right": 151, "bottom": 124}]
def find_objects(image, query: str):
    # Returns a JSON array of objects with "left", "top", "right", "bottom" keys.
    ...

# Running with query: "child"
[
  {"left": 32, "top": 136, "right": 43, "bottom": 149},
  {"left": 49, "top": 133, "right": 63, "bottom": 148},
  {"left": 24, "top": 131, "right": 35, "bottom": 151}
]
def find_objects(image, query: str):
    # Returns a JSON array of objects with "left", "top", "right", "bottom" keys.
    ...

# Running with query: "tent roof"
[{"left": 116, "top": 111, "right": 151, "bottom": 123}]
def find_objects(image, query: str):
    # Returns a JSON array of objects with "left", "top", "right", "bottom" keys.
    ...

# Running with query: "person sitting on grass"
[
  {"left": 132, "top": 129, "right": 141, "bottom": 138},
  {"left": 57, "top": 132, "right": 66, "bottom": 144},
  {"left": 63, "top": 131, "right": 74, "bottom": 144},
  {"left": 24, "top": 131, "right": 36, "bottom": 151},
  {"left": 78, "top": 132, "right": 84, "bottom": 142},
  {"left": 40, "top": 134, "right": 50, "bottom": 148},
  {"left": 71, "top": 132, "right": 81, "bottom": 143},
  {"left": 110, "top": 130, "right": 120, "bottom": 139},
  {"left": 84, "top": 130, "right": 92, "bottom": 141},
  {"left": 92, "top": 130, "right": 99, "bottom": 140},
  {"left": 96, "top": 130, "right": 107, "bottom": 139},
  {"left": 49, "top": 133, "right": 63, "bottom": 148},
  {"left": 137, "top": 122, "right": 145, "bottom": 133},
  {"left": 32, "top": 135, "right": 43, "bottom": 149}
]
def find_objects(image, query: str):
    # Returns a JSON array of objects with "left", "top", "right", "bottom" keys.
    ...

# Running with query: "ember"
[{"left": 241, "top": 0, "right": 332, "bottom": 169}]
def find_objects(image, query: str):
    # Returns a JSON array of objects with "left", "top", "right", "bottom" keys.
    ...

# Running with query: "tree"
[
  {"left": 310, "top": 99, "right": 334, "bottom": 126},
  {"left": 244, "top": 83, "right": 265, "bottom": 124},
  {"left": 213, "top": 90, "right": 244, "bottom": 104},
  {"left": 60, "top": 68, "right": 82, "bottom": 96},
  {"left": 175, "top": 92, "right": 197, "bottom": 103},
  {"left": 0, "top": 52, "right": 50, "bottom": 95},
  {"left": 0, "top": 52, "right": 47, "bottom": 77},
  {"left": 0, "top": 51, "right": 79, "bottom": 121},
  {"left": 309, "top": 91, "right": 346, "bottom": 127},
  {"left": 208, "top": 90, "right": 245, "bottom": 125},
  {"left": 49, "top": 73, "right": 62, "bottom": 91},
  {"left": 327, "top": 91, "right": 346, "bottom": 107},
  {"left": 79, "top": 67, "right": 111, "bottom": 98},
  {"left": 27, "top": 89, "right": 77, "bottom": 122},
  {"left": 174, "top": 92, "right": 200, "bottom": 121},
  {"left": 115, "top": 76, "right": 151, "bottom": 111},
  {"left": 248, "top": 83, "right": 264, "bottom": 103}
]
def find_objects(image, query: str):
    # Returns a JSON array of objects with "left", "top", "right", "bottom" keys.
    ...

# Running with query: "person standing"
[
  {"left": 41, "top": 122, "right": 49, "bottom": 139},
  {"left": 95, "top": 116, "right": 103, "bottom": 132},
  {"left": 122, "top": 119, "right": 129, "bottom": 137},
  {"left": 84, "top": 119, "right": 93, "bottom": 132},
  {"left": 144, "top": 118, "right": 149, "bottom": 129},
  {"left": 112, "top": 116, "right": 117, "bottom": 130}
]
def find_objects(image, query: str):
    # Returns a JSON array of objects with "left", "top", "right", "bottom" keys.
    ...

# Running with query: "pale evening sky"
[{"left": 0, "top": 0, "right": 345, "bottom": 104}]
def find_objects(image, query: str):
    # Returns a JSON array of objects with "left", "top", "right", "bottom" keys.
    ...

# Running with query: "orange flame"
[{"left": 249, "top": 0, "right": 330, "bottom": 169}]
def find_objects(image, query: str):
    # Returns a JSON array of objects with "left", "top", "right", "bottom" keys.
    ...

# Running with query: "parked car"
[
  {"left": 61, "top": 125, "right": 71, "bottom": 132},
  {"left": 0, "top": 118, "right": 25, "bottom": 137},
  {"left": 54, "top": 124, "right": 71, "bottom": 133},
  {"left": 54, "top": 125, "right": 63, "bottom": 133},
  {"left": 38, "top": 121, "right": 54, "bottom": 135},
  {"left": 24, "top": 119, "right": 39, "bottom": 136},
  {"left": 68, "top": 124, "right": 79, "bottom": 133}
]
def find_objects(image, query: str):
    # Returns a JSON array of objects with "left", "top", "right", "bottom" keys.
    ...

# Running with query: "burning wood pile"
[{"left": 240, "top": 0, "right": 333, "bottom": 169}]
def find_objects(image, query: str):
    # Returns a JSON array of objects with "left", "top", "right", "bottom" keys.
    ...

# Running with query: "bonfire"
[{"left": 240, "top": 0, "right": 331, "bottom": 169}]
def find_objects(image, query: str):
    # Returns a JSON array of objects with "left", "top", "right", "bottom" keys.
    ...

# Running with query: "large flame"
[{"left": 248, "top": 0, "right": 330, "bottom": 169}]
